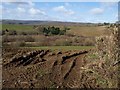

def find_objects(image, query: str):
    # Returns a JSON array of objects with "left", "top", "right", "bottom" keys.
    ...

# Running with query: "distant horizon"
[
  {"left": 1, "top": 2, "right": 118, "bottom": 23},
  {"left": 1, "top": 19, "right": 117, "bottom": 24}
]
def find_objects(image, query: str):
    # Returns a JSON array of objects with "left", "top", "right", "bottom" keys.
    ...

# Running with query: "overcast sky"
[{"left": 1, "top": 2, "right": 118, "bottom": 23}]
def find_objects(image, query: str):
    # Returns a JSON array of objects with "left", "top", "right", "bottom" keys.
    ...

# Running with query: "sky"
[{"left": 0, "top": 2, "right": 118, "bottom": 23}]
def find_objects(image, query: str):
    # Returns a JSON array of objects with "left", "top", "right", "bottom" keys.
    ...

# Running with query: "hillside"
[{"left": 2, "top": 19, "right": 98, "bottom": 26}]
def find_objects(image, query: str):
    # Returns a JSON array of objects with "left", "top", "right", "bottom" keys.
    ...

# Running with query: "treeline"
[{"left": 37, "top": 26, "right": 70, "bottom": 35}]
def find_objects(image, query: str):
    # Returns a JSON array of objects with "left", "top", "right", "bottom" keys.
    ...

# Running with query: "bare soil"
[{"left": 2, "top": 48, "right": 118, "bottom": 89}]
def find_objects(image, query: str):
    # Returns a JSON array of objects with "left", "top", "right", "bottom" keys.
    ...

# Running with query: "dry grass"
[
  {"left": 83, "top": 24, "right": 119, "bottom": 88},
  {"left": 67, "top": 26, "right": 107, "bottom": 37},
  {"left": 3, "top": 34, "right": 95, "bottom": 47}
]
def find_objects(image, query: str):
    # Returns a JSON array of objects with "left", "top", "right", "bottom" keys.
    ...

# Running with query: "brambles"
[
  {"left": 79, "top": 24, "right": 119, "bottom": 88},
  {"left": 95, "top": 24, "right": 119, "bottom": 66},
  {"left": 94, "top": 24, "right": 119, "bottom": 88}
]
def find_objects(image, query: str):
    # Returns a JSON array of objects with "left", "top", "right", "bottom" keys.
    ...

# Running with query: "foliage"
[
  {"left": 2, "top": 30, "right": 17, "bottom": 35},
  {"left": 39, "top": 26, "right": 67, "bottom": 35}
]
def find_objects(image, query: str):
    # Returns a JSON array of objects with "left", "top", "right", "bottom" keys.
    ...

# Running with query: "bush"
[
  {"left": 59, "top": 30, "right": 66, "bottom": 35},
  {"left": 25, "top": 36, "right": 35, "bottom": 42},
  {"left": 83, "top": 38, "right": 95, "bottom": 46},
  {"left": 21, "top": 32, "right": 27, "bottom": 35},
  {"left": 64, "top": 27, "right": 70, "bottom": 31},
  {"left": 2, "top": 35, "right": 16, "bottom": 42},
  {"left": 38, "top": 26, "right": 67, "bottom": 35},
  {"left": 2, "top": 30, "right": 5, "bottom": 35},
  {"left": 9, "top": 30, "right": 17, "bottom": 35},
  {"left": 51, "top": 27, "right": 60, "bottom": 35},
  {"left": 43, "top": 27, "right": 50, "bottom": 35},
  {"left": 18, "top": 41, "right": 26, "bottom": 47}
]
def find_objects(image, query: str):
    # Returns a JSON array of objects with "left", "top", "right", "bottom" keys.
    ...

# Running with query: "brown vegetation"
[
  {"left": 2, "top": 24, "right": 119, "bottom": 88},
  {"left": 2, "top": 35, "right": 95, "bottom": 47}
]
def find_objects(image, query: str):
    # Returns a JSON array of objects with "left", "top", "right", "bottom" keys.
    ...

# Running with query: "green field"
[
  {"left": 1, "top": 24, "right": 38, "bottom": 34},
  {"left": 1, "top": 24, "right": 34, "bottom": 31},
  {"left": 1, "top": 24, "right": 108, "bottom": 37},
  {"left": 25, "top": 46, "right": 94, "bottom": 51}
]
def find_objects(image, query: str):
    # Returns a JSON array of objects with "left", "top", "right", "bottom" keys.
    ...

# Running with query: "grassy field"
[
  {"left": 1, "top": 24, "right": 108, "bottom": 37},
  {"left": 1, "top": 24, "right": 38, "bottom": 34},
  {"left": 68, "top": 26, "right": 107, "bottom": 37},
  {"left": 25, "top": 46, "right": 94, "bottom": 51},
  {"left": 1, "top": 24, "right": 34, "bottom": 31}
]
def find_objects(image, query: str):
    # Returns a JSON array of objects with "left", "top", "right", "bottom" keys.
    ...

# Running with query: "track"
[{"left": 3, "top": 48, "right": 90, "bottom": 88}]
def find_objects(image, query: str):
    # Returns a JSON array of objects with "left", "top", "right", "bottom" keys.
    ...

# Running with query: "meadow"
[
  {"left": 2, "top": 23, "right": 109, "bottom": 49},
  {"left": 1, "top": 24, "right": 108, "bottom": 36}
]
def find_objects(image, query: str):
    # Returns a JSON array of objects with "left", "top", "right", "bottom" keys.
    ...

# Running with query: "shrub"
[
  {"left": 25, "top": 36, "right": 35, "bottom": 42},
  {"left": 64, "top": 27, "right": 70, "bottom": 31},
  {"left": 2, "top": 30, "right": 5, "bottom": 35},
  {"left": 37, "top": 26, "right": 67, "bottom": 35},
  {"left": 83, "top": 38, "right": 95, "bottom": 46},
  {"left": 18, "top": 41, "right": 26, "bottom": 47},
  {"left": 59, "top": 30, "right": 66, "bottom": 35},
  {"left": 43, "top": 27, "right": 50, "bottom": 35},
  {"left": 95, "top": 25, "right": 119, "bottom": 66},
  {"left": 2, "top": 35, "right": 12, "bottom": 42},
  {"left": 8, "top": 30, "right": 17, "bottom": 35},
  {"left": 21, "top": 32, "right": 27, "bottom": 35},
  {"left": 51, "top": 27, "right": 60, "bottom": 35}
]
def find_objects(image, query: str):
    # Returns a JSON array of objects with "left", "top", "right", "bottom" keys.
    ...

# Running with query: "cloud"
[
  {"left": 0, "top": 5, "right": 3, "bottom": 15},
  {"left": 53, "top": 6, "right": 66, "bottom": 12},
  {"left": 29, "top": 8, "right": 46, "bottom": 15},
  {"left": 90, "top": 8, "right": 104, "bottom": 15},
  {"left": 27, "top": 1, "right": 34, "bottom": 6},
  {"left": 2, "top": 1, "right": 47, "bottom": 20},
  {"left": 2, "top": 0, "right": 33, "bottom": 2},
  {"left": 2, "top": 3, "right": 46, "bottom": 20},
  {"left": 64, "top": 3, "right": 70, "bottom": 7},
  {"left": 3, "top": 2, "right": 28, "bottom": 5},
  {"left": 2, "top": 0, "right": 19, "bottom": 2},
  {"left": 17, "top": 7, "right": 25, "bottom": 13},
  {"left": 9, "top": 2, "right": 28, "bottom": 5},
  {"left": 100, "top": 2, "right": 117, "bottom": 8},
  {"left": 53, "top": 6, "right": 75, "bottom": 15},
  {"left": 3, "top": 1, "right": 35, "bottom": 7}
]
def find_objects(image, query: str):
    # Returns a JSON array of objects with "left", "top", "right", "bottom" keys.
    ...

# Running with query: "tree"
[
  {"left": 43, "top": 27, "right": 50, "bottom": 35},
  {"left": 59, "top": 30, "right": 66, "bottom": 35},
  {"left": 104, "top": 22, "right": 109, "bottom": 25},
  {"left": 51, "top": 27, "right": 60, "bottom": 35},
  {"left": 64, "top": 27, "right": 70, "bottom": 31},
  {"left": 37, "top": 26, "right": 67, "bottom": 35}
]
